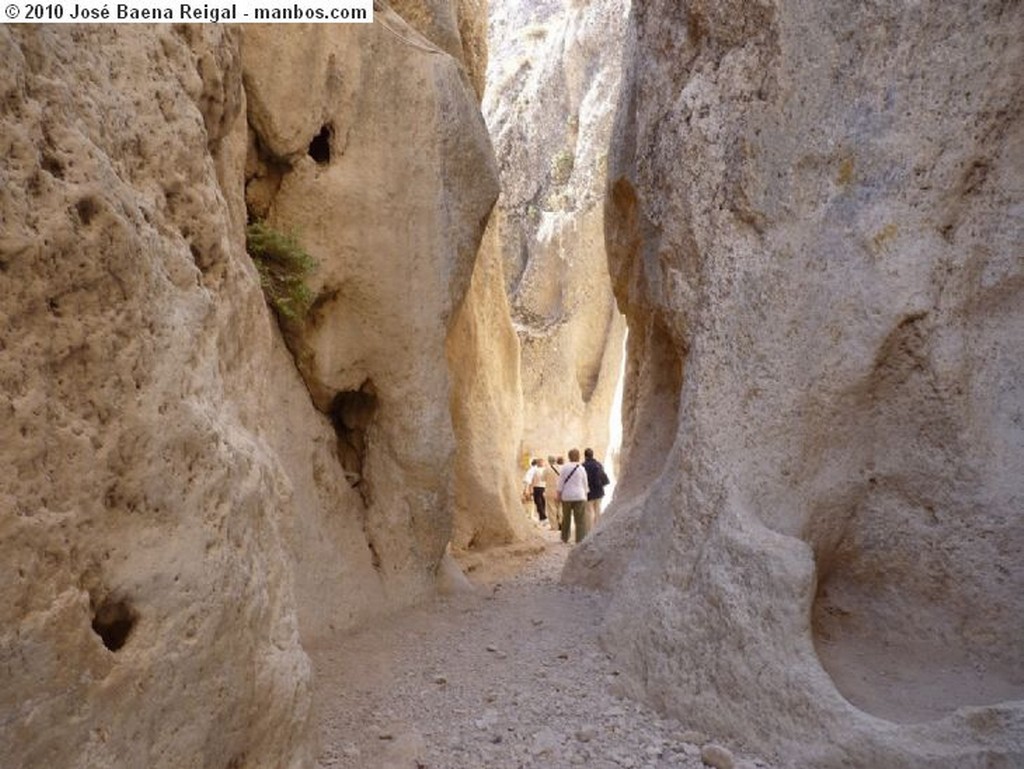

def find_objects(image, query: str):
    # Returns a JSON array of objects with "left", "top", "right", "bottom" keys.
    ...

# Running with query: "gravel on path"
[{"left": 310, "top": 525, "right": 774, "bottom": 769}]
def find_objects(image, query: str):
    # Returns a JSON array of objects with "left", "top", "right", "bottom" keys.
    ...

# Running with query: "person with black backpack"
[{"left": 582, "top": 448, "right": 611, "bottom": 529}]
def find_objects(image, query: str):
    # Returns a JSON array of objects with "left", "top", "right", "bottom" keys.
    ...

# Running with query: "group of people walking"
[{"left": 522, "top": 449, "right": 610, "bottom": 544}]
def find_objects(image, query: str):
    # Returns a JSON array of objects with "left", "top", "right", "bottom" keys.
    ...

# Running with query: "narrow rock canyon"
[{"left": 1, "top": 2, "right": 1022, "bottom": 769}]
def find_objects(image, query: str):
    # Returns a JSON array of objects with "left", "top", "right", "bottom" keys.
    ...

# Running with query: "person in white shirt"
[
  {"left": 530, "top": 457, "right": 547, "bottom": 523},
  {"left": 522, "top": 458, "right": 547, "bottom": 523},
  {"left": 556, "top": 448, "right": 590, "bottom": 543}
]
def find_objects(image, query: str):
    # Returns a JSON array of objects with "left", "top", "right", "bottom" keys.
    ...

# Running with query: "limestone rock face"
[
  {"left": 484, "top": 0, "right": 627, "bottom": 459},
  {"left": 0, "top": 26, "right": 310, "bottom": 769},
  {"left": 382, "top": 0, "right": 531, "bottom": 550},
  {"left": 389, "top": 0, "right": 489, "bottom": 99},
  {"left": 446, "top": 217, "right": 535, "bottom": 549},
  {"left": 1, "top": 13, "right": 501, "bottom": 766},
  {"left": 241, "top": 13, "right": 500, "bottom": 618},
  {"left": 568, "top": 1, "right": 1024, "bottom": 766}
]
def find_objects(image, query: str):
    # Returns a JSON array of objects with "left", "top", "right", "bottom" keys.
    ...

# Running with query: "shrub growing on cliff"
[
  {"left": 550, "top": 148, "right": 575, "bottom": 185},
  {"left": 245, "top": 220, "right": 317, "bottom": 320}
]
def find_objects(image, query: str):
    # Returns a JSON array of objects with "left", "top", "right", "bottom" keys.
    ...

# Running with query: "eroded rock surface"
[
  {"left": 568, "top": 1, "right": 1024, "bottom": 766},
  {"left": 1, "top": 12, "right": 504, "bottom": 767},
  {"left": 483, "top": 0, "right": 628, "bottom": 458},
  {"left": 0, "top": 26, "right": 311, "bottom": 769},
  {"left": 447, "top": 218, "right": 536, "bottom": 549},
  {"left": 241, "top": 11, "right": 500, "bottom": 636}
]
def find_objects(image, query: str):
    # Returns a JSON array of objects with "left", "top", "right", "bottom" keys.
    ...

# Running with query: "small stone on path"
[
  {"left": 531, "top": 727, "right": 559, "bottom": 756},
  {"left": 701, "top": 742, "right": 736, "bottom": 769}
]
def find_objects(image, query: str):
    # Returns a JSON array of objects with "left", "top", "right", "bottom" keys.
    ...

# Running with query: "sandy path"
[{"left": 309, "top": 526, "right": 772, "bottom": 769}]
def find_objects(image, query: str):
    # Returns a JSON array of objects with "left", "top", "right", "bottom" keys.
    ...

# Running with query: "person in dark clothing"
[{"left": 582, "top": 448, "right": 610, "bottom": 528}]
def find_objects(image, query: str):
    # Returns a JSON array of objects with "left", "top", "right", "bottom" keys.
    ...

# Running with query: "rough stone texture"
[
  {"left": 1, "top": 14, "right": 503, "bottom": 767},
  {"left": 0, "top": 26, "right": 311, "bottom": 769},
  {"left": 484, "top": 0, "right": 628, "bottom": 460},
  {"left": 241, "top": 13, "right": 500, "bottom": 630},
  {"left": 379, "top": 0, "right": 532, "bottom": 551},
  {"left": 568, "top": 1, "right": 1024, "bottom": 767},
  {"left": 701, "top": 743, "right": 736, "bottom": 769},
  {"left": 446, "top": 217, "right": 536, "bottom": 550},
  {"left": 390, "top": 0, "right": 490, "bottom": 99}
]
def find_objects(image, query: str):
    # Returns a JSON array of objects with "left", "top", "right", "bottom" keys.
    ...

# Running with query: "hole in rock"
[
  {"left": 75, "top": 197, "right": 100, "bottom": 226},
  {"left": 308, "top": 125, "right": 332, "bottom": 164},
  {"left": 329, "top": 381, "right": 378, "bottom": 504},
  {"left": 41, "top": 152, "right": 65, "bottom": 178},
  {"left": 91, "top": 596, "right": 137, "bottom": 652},
  {"left": 608, "top": 318, "right": 682, "bottom": 501}
]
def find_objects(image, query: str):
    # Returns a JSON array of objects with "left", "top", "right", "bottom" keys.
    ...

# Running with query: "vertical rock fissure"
[{"left": 328, "top": 380, "right": 378, "bottom": 507}]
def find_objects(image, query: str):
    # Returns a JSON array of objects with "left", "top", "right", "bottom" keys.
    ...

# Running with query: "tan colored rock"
[
  {"left": 484, "top": 0, "right": 627, "bottom": 461},
  {"left": 446, "top": 216, "right": 535, "bottom": 549},
  {"left": 0, "top": 26, "right": 310, "bottom": 769},
  {"left": 454, "top": 0, "right": 489, "bottom": 100},
  {"left": 701, "top": 743, "right": 735, "bottom": 769},
  {"left": 570, "top": 1, "right": 1024, "bottom": 767},
  {"left": 258, "top": 322, "right": 391, "bottom": 640},
  {"left": 1, "top": 14, "right": 502, "bottom": 767},
  {"left": 389, "top": 0, "right": 489, "bottom": 99},
  {"left": 241, "top": 17, "right": 499, "bottom": 623}
]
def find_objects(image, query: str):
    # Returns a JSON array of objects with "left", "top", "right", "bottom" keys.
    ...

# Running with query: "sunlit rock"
[{"left": 569, "top": 1, "right": 1024, "bottom": 766}]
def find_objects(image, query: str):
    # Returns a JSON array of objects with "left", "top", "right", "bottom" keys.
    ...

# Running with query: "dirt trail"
[{"left": 309, "top": 525, "right": 773, "bottom": 769}]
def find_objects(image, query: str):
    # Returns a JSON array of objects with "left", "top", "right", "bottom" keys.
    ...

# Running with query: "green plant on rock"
[
  {"left": 550, "top": 148, "right": 574, "bottom": 186},
  {"left": 245, "top": 220, "right": 317, "bottom": 320}
]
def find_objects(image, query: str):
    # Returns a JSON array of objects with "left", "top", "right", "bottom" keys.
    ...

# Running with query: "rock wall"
[
  {"left": 368, "top": 0, "right": 532, "bottom": 552},
  {"left": 484, "top": 0, "right": 627, "bottom": 461},
  {"left": 446, "top": 217, "right": 535, "bottom": 549},
  {"left": 0, "top": 26, "right": 310, "bottom": 769},
  {"left": 390, "top": 0, "right": 489, "bottom": 98},
  {"left": 568, "top": 1, "right": 1024, "bottom": 766},
  {"left": 1, "top": 10, "right": 502, "bottom": 767},
  {"left": 241, "top": 8, "right": 501, "bottom": 624}
]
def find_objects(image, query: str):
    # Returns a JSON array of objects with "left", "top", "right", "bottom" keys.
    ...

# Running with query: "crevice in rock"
[
  {"left": 329, "top": 381, "right": 378, "bottom": 507},
  {"left": 244, "top": 128, "right": 292, "bottom": 222},
  {"left": 367, "top": 540, "right": 382, "bottom": 572},
  {"left": 870, "top": 312, "right": 929, "bottom": 387},
  {"left": 308, "top": 125, "right": 332, "bottom": 165},
  {"left": 40, "top": 151, "right": 65, "bottom": 179}
]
